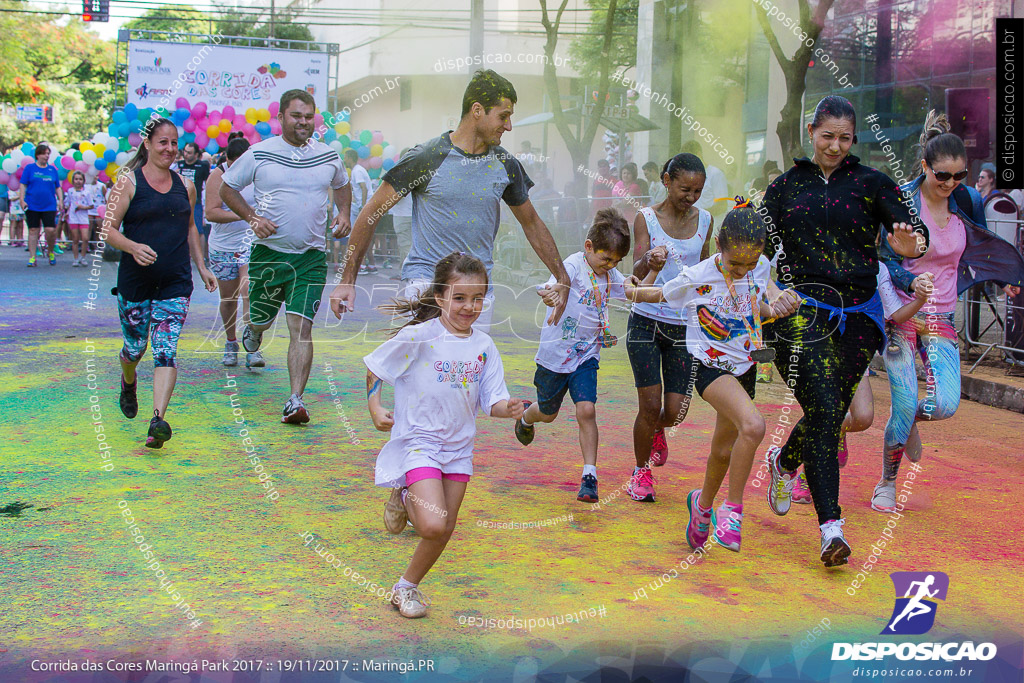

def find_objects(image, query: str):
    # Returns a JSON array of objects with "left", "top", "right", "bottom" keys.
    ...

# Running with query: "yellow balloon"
[
  {"left": 106, "top": 162, "right": 118, "bottom": 175},
  {"left": 93, "top": 143, "right": 106, "bottom": 155},
  {"left": 207, "top": 125, "right": 220, "bottom": 138},
  {"left": 257, "top": 109, "right": 271, "bottom": 123},
  {"left": 218, "top": 119, "right": 232, "bottom": 133},
  {"left": 335, "top": 121, "right": 350, "bottom": 135},
  {"left": 81, "top": 141, "right": 93, "bottom": 152},
  {"left": 370, "top": 144, "right": 383, "bottom": 157}
]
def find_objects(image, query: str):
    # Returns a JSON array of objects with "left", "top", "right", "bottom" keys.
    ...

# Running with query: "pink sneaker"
[
  {"left": 685, "top": 489, "right": 711, "bottom": 550},
  {"left": 838, "top": 431, "right": 849, "bottom": 468},
  {"left": 627, "top": 467, "right": 656, "bottom": 502},
  {"left": 792, "top": 471, "right": 812, "bottom": 504},
  {"left": 711, "top": 503, "right": 743, "bottom": 552},
  {"left": 650, "top": 429, "right": 668, "bottom": 467}
]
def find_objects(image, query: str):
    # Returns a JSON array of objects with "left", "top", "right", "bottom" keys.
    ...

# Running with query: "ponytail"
[
  {"left": 917, "top": 110, "right": 966, "bottom": 176},
  {"left": 378, "top": 251, "right": 489, "bottom": 336}
]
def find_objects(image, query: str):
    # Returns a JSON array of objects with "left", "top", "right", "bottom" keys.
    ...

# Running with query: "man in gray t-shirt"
[{"left": 330, "top": 69, "right": 570, "bottom": 330}]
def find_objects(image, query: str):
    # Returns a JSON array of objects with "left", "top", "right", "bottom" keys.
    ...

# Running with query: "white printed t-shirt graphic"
[
  {"left": 631, "top": 205, "right": 710, "bottom": 324},
  {"left": 363, "top": 318, "right": 510, "bottom": 487},
  {"left": 222, "top": 136, "right": 349, "bottom": 254},
  {"left": 535, "top": 251, "right": 626, "bottom": 373},
  {"left": 876, "top": 264, "right": 903, "bottom": 320},
  {"left": 662, "top": 254, "right": 772, "bottom": 376}
]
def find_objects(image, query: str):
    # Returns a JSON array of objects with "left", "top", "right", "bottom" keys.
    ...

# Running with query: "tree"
[
  {"left": 123, "top": 7, "right": 214, "bottom": 38},
  {"left": 539, "top": 0, "right": 623, "bottom": 185},
  {"left": 215, "top": 7, "right": 316, "bottom": 48},
  {"left": 753, "top": 0, "right": 834, "bottom": 160}
]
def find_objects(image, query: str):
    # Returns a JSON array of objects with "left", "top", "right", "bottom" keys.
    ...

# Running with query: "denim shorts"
[{"left": 533, "top": 357, "right": 599, "bottom": 415}]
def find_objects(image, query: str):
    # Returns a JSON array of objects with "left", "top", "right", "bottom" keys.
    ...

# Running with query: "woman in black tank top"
[{"left": 101, "top": 118, "right": 217, "bottom": 448}]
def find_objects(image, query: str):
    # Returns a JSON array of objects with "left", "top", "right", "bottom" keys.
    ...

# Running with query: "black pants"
[{"left": 767, "top": 308, "right": 882, "bottom": 525}]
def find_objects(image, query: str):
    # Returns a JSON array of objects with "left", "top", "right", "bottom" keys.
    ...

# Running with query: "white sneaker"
[
  {"left": 245, "top": 350, "right": 266, "bottom": 369},
  {"left": 222, "top": 340, "right": 239, "bottom": 367},
  {"left": 765, "top": 445, "right": 796, "bottom": 516},
  {"left": 819, "top": 519, "right": 851, "bottom": 567},
  {"left": 391, "top": 585, "right": 429, "bottom": 618},
  {"left": 871, "top": 479, "right": 897, "bottom": 513},
  {"left": 71, "top": 260, "right": 80, "bottom": 267},
  {"left": 282, "top": 394, "right": 309, "bottom": 424}
]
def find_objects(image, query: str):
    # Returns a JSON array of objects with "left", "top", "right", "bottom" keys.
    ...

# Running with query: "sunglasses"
[{"left": 928, "top": 167, "right": 968, "bottom": 183}]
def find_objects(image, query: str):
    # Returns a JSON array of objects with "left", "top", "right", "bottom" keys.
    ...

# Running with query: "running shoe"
[
  {"left": 245, "top": 350, "right": 266, "bottom": 369},
  {"left": 27, "top": 257, "right": 36, "bottom": 267},
  {"left": 791, "top": 471, "right": 812, "bottom": 504},
  {"left": 513, "top": 401, "right": 535, "bottom": 446},
  {"left": 650, "top": 428, "right": 668, "bottom": 467},
  {"left": 282, "top": 394, "right": 310, "bottom": 424},
  {"left": 871, "top": 479, "right": 897, "bottom": 513},
  {"left": 756, "top": 362, "right": 773, "bottom": 383},
  {"left": 54, "top": 244, "right": 64, "bottom": 254},
  {"left": 48, "top": 252, "right": 56, "bottom": 265},
  {"left": 685, "top": 489, "right": 711, "bottom": 550},
  {"left": 78, "top": 257, "right": 89, "bottom": 266},
  {"left": 626, "top": 466, "right": 655, "bottom": 502},
  {"left": 838, "top": 431, "right": 850, "bottom": 468},
  {"left": 384, "top": 487, "right": 409, "bottom": 534},
  {"left": 222, "top": 340, "right": 239, "bottom": 367},
  {"left": 819, "top": 519, "right": 851, "bottom": 567},
  {"left": 241, "top": 324, "right": 263, "bottom": 353},
  {"left": 366, "top": 265, "right": 378, "bottom": 273},
  {"left": 712, "top": 503, "right": 743, "bottom": 552},
  {"left": 71, "top": 259, "right": 81, "bottom": 268},
  {"left": 145, "top": 412, "right": 172, "bottom": 449},
  {"left": 36, "top": 248, "right": 43, "bottom": 256},
  {"left": 577, "top": 474, "right": 598, "bottom": 503},
  {"left": 905, "top": 423, "right": 922, "bottom": 463},
  {"left": 391, "top": 585, "right": 429, "bottom": 618},
  {"left": 358, "top": 265, "right": 368, "bottom": 275},
  {"left": 766, "top": 445, "right": 796, "bottom": 516},
  {"left": 119, "top": 376, "right": 138, "bottom": 419}
]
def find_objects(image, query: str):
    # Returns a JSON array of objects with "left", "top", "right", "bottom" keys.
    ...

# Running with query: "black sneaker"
[
  {"left": 145, "top": 412, "right": 172, "bottom": 449},
  {"left": 577, "top": 474, "right": 599, "bottom": 503},
  {"left": 514, "top": 401, "right": 535, "bottom": 446},
  {"left": 119, "top": 376, "right": 138, "bottom": 419}
]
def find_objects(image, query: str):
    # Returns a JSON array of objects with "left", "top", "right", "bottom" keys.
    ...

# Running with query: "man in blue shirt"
[{"left": 18, "top": 144, "right": 62, "bottom": 266}]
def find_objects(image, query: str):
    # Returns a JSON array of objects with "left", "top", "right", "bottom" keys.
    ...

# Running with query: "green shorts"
[{"left": 248, "top": 244, "right": 328, "bottom": 325}]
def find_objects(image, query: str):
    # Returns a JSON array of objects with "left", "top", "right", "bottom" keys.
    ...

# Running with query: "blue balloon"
[
  {"left": 118, "top": 122, "right": 131, "bottom": 138},
  {"left": 357, "top": 145, "right": 370, "bottom": 159},
  {"left": 205, "top": 141, "right": 220, "bottom": 154},
  {"left": 382, "top": 158, "right": 395, "bottom": 171},
  {"left": 181, "top": 132, "right": 196, "bottom": 145},
  {"left": 94, "top": 158, "right": 107, "bottom": 170},
  {"left": 107, "top": 123, "right": 119, "bottom": 137},
  {"left": 21, "top": 142, "right": 34, "bottom": 155},
  {"left": 174, "top": 108, "right": 190, "bottom": 124},
  {"left": 123, "top": 103, "right": 138, "bottom": 119},
  {"left": 104, "top": 149, "right": 118, "bottom": 162},
  {"left": 57, "top": 166, "right": 68, "bottom": 180},
  {"left": 324, "top": 128, "right": 337, "bottom": 143},
  {"left": 129, "top": 119, "right": 143, "bottom": 132},
  {"left": 255, "top": 121, "right": 271, "bottom": 135},
  {"left": 112, "top": 110, "right": 127, "bottom": 125}
]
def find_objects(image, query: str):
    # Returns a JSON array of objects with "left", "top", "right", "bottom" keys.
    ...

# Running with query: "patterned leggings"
[
  {"left": 882, "top": 312, "right": 959, "bottom": 480},
  {"left": 769, "top": 308, "right": 883, "bottom": 525},
  {"left": 118, "top": 295, "right": 191, "bottom": 368}
]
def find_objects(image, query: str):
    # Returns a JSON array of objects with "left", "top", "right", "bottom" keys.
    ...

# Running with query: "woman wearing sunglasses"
[{"left": 873, "top": 110, "right": 1024, "bottom": 513}]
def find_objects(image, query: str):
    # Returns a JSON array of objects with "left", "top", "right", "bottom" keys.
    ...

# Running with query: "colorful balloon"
[
  {"left": 370, "top": 144, "right": 383, "bottom": 157},
  {"left": 357, "top": 145, "right": 370, "bottom": 159},
  {"left": 175, "top": 97, "right": 190, "bottom": 110},
  {"left": 371, "top": 131, "right": 384, "bottom": 145},
  {"left": 257, "top": 109, "right": 271, "bottom": 123},
  {"left": 335, "top": 121, "right": 351, "bottom": 135},
  {"left": 218, "top": 119, "right": 232, "bottom": 133},
  {"left": 359, "top": 130, "right": 373, "bottom": 145}
]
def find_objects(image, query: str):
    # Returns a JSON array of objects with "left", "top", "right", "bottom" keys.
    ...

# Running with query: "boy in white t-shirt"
[{"left": 514, "top": 209, "right": 665, "bottom": 503}]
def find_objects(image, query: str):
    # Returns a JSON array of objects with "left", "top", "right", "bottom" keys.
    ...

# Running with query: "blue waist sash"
[{"left": 794, "top": 290, "right": 886, "bottom": 354}]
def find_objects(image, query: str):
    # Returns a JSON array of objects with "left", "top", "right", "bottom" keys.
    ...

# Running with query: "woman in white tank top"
[{"left": 624, "top": 153, "right": 716, "bottom": 503}]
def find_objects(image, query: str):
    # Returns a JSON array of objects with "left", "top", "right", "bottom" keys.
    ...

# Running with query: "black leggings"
[{"left": 768, "top": 308, "right": 882, "bottom": 525}]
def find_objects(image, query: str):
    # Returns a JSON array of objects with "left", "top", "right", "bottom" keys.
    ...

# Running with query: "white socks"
[
  {"left": 395, "top": 577, "right": 417, "bottom": 590},
  {"left": 582, "top": 465, "right": 597, "bottom": 478}
]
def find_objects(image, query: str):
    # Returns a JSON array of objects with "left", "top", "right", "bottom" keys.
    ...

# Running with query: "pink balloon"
[
  {"left": 98, "top": 171, "right": 110, "bottom": 183},
  {"left": 61, "top": 179, "right": 71, "bottom": 191},
  {"left": 371, "top": 130, "right": 384, "bottom": 145},
  {"left": 313, "top": 113, "right": 324, "bottom": 128},
  {"left": 61, "top": 156, "right": 75, "bottom": 170},
  {"left": 209, "top": 110, "right": 222, "bottom": 125},
  {"left": 358, "top": 158, "right": 370, "bottom": 168},
  {"left": 268, "top": 101, "right": 280, "bottom": 117},
  {"left": 97, "top": 204, "right": 106, "bottom": 218},
  {"left": 222, "top": 105, "right": 235, "bottom": 119},
  {"left": 128, "top": 132, "right": 143, "bottom": 146},
  {"left": 197, "top": 117, "right": 209, "bottom": 131},
  {"left": 14, "top": 167, "right": 23, "bottom": 179},
  {"left": 175, "top": 97, "right": 190, "bottom": 110},
  {"left": 20, "top": 156, "right": 32, "bottom": 168},
  {"left": 192, "top": 102, "right": 207, "bottom": 118},
  {"left": 233, "top": 115, "right": 246, "bottom": 129},
  {"left": 242, "top": 123, "right": 256, "bottom": 136},
  {"left": 183, "top": 118, "right": 196, "bottom": 133},
  {"left": 0, "top": 170, "right": 8, "bottom": 184},
  {"left": 195, "top": 132, "right": 209, "bottom": 148},
  {"left": 75, "top": 160, "right": 89, "bottom": 172},
  {"left": 247, "top": 132, "right": 260, "bottom": 145},
  {"left": 269, "top": 119, "right": 282, "bottom": 135},
  {"left": 7, "top": 178, "right": 19, "bottom": 191},
  {"left": 216, "top": 132, "right": 229, "bottom": 146},
  {"left": 368, "top": 156, "right": 383, "bottom": 169}
]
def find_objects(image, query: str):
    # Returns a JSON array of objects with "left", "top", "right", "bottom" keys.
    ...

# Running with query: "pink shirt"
[{"left": 897, "top": 199, "right": 966, "bottom": 313}]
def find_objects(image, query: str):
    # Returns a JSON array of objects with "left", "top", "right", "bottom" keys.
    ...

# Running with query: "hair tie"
[{"left": 714, "top": 195, "right": 750, "bottom": 209}]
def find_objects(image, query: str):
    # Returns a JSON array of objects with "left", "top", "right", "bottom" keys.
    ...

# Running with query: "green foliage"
[
  {"left": 123, "top": 7, "right": 214, "bottom": 38},
  {"left": 567, "top": 0, "right": 638, "bottom": 81}
]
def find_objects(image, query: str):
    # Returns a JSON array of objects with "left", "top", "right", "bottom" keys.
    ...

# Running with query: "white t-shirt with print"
[
  {"left": 877, "top": 263, "right": 904, "bottom": 320},
  {"left": 363, "top": 317, "right": 511, "bottom": 487},
  {"left": 662, "top": 254, "right": 772, "bottom": 376},
  {"left": 348, "top": 163, "right": 371, "bottom": 220},
  {"left": 535, "top": 251, "right": 626, "bottom": 373},
  {"left": 222, "top": 136, "right": 348, "bottom": 254}
]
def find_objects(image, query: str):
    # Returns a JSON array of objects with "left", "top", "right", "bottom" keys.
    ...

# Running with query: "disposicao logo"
[
  {"left": 831, "top": 571, "right": 997, "bottom": 663},
  {"left": 883, "top": 571, "right": 948, "bottom": 635}
]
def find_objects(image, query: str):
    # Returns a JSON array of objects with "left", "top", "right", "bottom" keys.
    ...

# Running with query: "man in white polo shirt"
[{"left": 221, "top": 89, "right": 351, "bottom": 424}]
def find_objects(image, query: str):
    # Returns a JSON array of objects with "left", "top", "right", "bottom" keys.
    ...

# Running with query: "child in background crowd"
[
  {"left": 514, "top": 208, "right": 666, "bottom": 503},
  {"left": 364, "top": 252, "right": 525, "bottom": 619},
  {"left": 64, "top": 171, "right": 94, "bottom": 266}
]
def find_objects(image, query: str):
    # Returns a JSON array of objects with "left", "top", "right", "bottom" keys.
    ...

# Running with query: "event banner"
[{"left": 126, "top": 40, "right": 329, "bottom": 111}]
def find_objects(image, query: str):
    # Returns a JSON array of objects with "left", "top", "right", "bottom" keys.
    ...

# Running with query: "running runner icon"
[
  {"left": 887, "top": 574, "right": 938, "bottom": 631},
  {"left": 882, "top": 571, "right": 949, "bottom": 635}
]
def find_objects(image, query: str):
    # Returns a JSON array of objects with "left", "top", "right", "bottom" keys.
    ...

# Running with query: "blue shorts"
[
  {"left": 194, "top": 204, "right": 210, "bottom": 237},
  {"left": 533, "top": 357, "right": 599, "bottom": 416}
]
